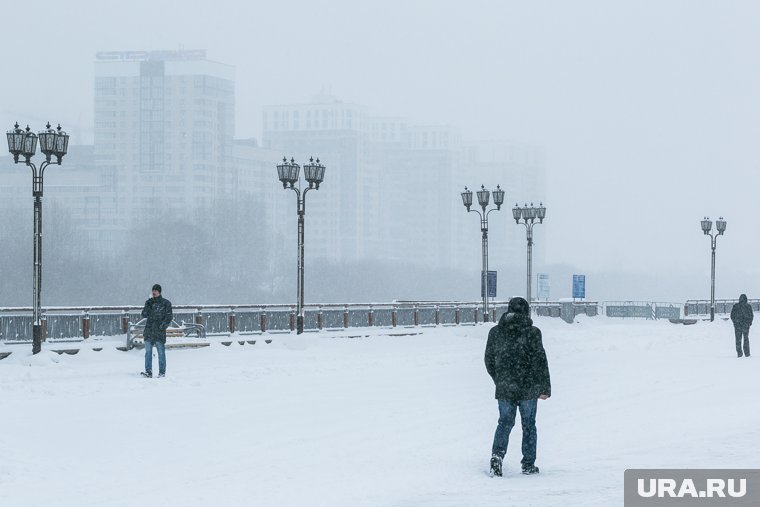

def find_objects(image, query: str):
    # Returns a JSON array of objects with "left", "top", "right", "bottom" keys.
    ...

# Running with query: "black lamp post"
[
  {"left": 6, "top": 122, "right": 69, "bottom": 354},
  {"left": 461, "top": 184, "right": 504, "bottom": 322},
  {"left": 701, "top": 216, "right": 726, "bottom": 322},
  {"left": 513, "top": 202, "right": 546, "bottom": 303},
  {"left": 277, "top": 156, "right": 325, "bottom": 334}
]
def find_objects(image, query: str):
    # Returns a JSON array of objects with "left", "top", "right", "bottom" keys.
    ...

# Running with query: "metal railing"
[
  {"left": 603, "top": 301, "right": 682, "bottom": 320},
  {"left": 685, "top": 299, "right": 759, "bottom": 317},
  {"left": 0, "top": 302, "right": 501, "bottom": 343},
  {"left": 0, "top": 298, "right": 718, "bottom": 344}
]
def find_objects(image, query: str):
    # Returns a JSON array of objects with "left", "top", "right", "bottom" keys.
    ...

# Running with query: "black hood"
[
  {"left": 499, "top": 300, "right": 533, "bottom": 335},
  {"left": 508, "top": 297, "right": 530, "bottom": 316},
  {"left": 740, "top": 294, "right": 748, "bottom": 303}
]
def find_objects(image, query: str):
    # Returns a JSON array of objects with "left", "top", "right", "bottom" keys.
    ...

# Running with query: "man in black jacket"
[
  {"left": 730, "top": 293, "right": 753, "bottom": 358},
  {"left": 484, "top": 296, "right": 551, "bottom": 477},
  {"left": 141, "top": 284, "right": 173, "bottom": 378}
]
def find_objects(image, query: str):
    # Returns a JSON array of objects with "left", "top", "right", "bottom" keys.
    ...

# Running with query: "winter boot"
[
  {"left": 157, "top": 373, "right": 165, "bottom": 378},
  {"left": 141, "top": 371, "right": 152, "bottom": 378},
  {"left": 490, "top": 455, "right": 503, "bottom": 477},
  {"left": 522, "top": 463, "right": 540, "bottom": 475}
]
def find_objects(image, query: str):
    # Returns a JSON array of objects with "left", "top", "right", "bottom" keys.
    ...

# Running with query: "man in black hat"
[
  {"left": 485, "top": 296, "right": 551, "bottom": 477},
  {"left": 730, "top": 293, "right": 753, "bottom": 358},
  {"left": 140, "top": 284, "right": 173, "bottom": 378}
]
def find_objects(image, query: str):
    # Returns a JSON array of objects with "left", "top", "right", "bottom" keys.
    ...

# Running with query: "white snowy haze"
[{"left": 1, "top": 0, "right": 759, "bottom": 305}]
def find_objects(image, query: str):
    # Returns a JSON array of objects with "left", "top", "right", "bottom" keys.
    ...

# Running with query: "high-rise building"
[
  {"left": 93, "top": 49, "right": 235, "bottom": 228},
  {"left": 262, "top": 94, "right": 370, "bottom": 262},
  {"left": 260, "top": 94, "right": 546, "bottom": 274}
]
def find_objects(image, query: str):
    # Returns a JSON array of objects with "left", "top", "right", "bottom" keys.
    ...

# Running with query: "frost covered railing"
[
  {"left": 603, "top": 302, "right": 682, "bottom": 320},
  {"left": 684, "top": 299, "right": 760, "bottom": 317},
  {"left": 0, "top": 300, "right": 599, "bottom": 342}
]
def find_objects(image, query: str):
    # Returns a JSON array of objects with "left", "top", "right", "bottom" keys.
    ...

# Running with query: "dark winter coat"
[
  {"left": 484, "top": 299, "right": 551, "bottom": 401},
  {"left": 730, "top": 294, "right": 754, "bottom": 330},
  {"left": 141, "top": 295, "right": 173, "bottom": 343}
]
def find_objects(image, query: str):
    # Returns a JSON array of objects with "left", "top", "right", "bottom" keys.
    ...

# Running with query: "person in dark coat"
[
  {"left": 484, "top": 296, "right": 551, "bottom": 477},
  {"left": 730, "top": 293, "right": 753, "bottom": 358},
  {"left": 140, "top": 283, "right": 173, "bottom": 377}
]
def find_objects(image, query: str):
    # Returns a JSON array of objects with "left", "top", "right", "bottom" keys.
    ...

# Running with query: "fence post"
[
  {"left": 260, "top": 309, "right": 267, "bottom": 333},
  {"left": 195, "top": 310, "right": 203, "bottom": 327},
  {"left": 391, "top": 306, "right": 397, "bottom": 327},
  {"left": 435, "top": 305, "right": 440, "bottom": 326},
  {"left": 121, "top": 311, "right": 130, "bottom": 334},
  {"left": 228, "top": 310, "right": 236, "bottom": 334},
  {"left": 317, "top": 307, "right": 323, "bottom": 330},
  {"left": 82, "top": 311, "right": 90, "bottom": 340},
  {"left": 289, "top": 310, "right": 295, "bottom": 332},
  {"left": 368, "top": 305, "right": 374, "bottom": 327},
  {"left": 455, "top": 306, "right": 460, "bottom": 325},
  {"left": 343, "top": 306, "right": 349, "bottom": 329},
  {"left": 41, "top": 315, "right": 47, "bottom": 341},
  {"left": 413, "top": 306, "right": 419, "bottom": 326}
]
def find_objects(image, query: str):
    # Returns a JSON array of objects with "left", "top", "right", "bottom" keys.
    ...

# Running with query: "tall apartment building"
[
  {"left": 262, "top": 94, "right": 371, "bottom": 262},
  {"left": 455, "top": 140, "right": 547, "bottom": 296},
  {"left": 261, "top": 94, "right": 547, "bottom": 279},
  {"left": 93, "top": 49, "right": 235, "bottom": 229}
]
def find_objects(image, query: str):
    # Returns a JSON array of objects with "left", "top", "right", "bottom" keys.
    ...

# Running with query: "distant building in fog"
[
  {"left": 262, "top": 94, "right": 546, "bottom": 272},
  {"left": 262, "top": 95, "right": 370, "bottom": 262},
  {"left": 93, "top": 49, "right": 235, "bottom": 229}
]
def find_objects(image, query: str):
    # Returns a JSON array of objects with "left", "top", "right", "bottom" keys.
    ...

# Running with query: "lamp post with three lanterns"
[
  {"left": 6, "top": 122, "right": 70, "bottom": 354},
  {"left": 277, "top": 157, "right": 326, "bottom": 334},
  {"left": 701, "top": 216, "right": 726, "bottom": 322},
  {"left": 461, "top": 185, "right": 505, "bottom": 322},
  {"left": 513, "top": 202, "right": 546, "bottom": 303}
]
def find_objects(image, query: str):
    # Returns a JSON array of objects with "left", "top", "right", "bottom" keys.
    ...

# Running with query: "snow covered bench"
[{"left": 126, "top": 319, "right": 206, "bottom": 350}]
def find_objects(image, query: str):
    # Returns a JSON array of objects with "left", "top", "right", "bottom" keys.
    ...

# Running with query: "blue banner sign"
[
  {"left": 537, "top": 273, "right": 550, "bottom": 300},
  {"left": 481, "top": 271, "right": 497, "bottom": 298},
  {"left": 572, "top": 274, "right": 586, "bottom": 299}
]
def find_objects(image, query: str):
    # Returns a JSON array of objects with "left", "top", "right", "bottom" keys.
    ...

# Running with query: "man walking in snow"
[
  {"left": 730, "top": 293, "right": 753, "bottom": 358},
  {"left": 140, "top": 284, "right": 173, "bottom": 378},
  {"left": 484, "top": 296, "right": 551, "bottom": 477}
]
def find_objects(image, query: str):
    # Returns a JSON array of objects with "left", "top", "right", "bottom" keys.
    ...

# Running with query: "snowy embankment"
[{"left": 1, "top": 317, "right": 758, "bottom": 507}]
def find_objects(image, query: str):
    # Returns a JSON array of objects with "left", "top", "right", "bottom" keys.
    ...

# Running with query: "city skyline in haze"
[{"left": 2, "top": 0, "right": 758, "bottom": 303}]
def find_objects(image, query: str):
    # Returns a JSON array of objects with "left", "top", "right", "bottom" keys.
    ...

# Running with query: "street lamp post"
[
  {"left": 461, "top": 185, "right": 504, "bottom": 322},
  {"left": 277, "top": 156, "right": 325, "bottom": 334},
  {"left": 513, "top": 202, "right": 546, "bottom": 303},
  {"left": 701, "top": 216, "right": 726, "bottom": 322},
  {"left": 6, "top": 122, "right": 69, "bottom": 354}
]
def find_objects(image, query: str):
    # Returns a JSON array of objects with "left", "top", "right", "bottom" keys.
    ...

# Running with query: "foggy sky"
[{"left": 2, "top": 0, "right": 760, "bottom": 301}]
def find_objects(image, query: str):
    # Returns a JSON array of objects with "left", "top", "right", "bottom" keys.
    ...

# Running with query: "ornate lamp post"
[
  {"left": 461, "top": 184, "right": 504, "bottom": 322},
  {"left": 277, "top": 156, "right": 325, "bottom": 334},
  {"left": 701, "top": 216, "right": 726, "bottom": 322},
  {"left": 513, "top": 202, "right": 546, "bottom": 303},
  {"left": 6, "top": 122, "right": 70, "bottom": 354}
]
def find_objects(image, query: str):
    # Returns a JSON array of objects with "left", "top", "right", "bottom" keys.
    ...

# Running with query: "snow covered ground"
[{"left": 1, "top": 316, "right": 758, "bottom": 506}]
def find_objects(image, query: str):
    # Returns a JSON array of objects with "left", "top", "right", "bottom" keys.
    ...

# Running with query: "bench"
[{"left": 126, "top": 320, "right": 206, "bottom": 350}]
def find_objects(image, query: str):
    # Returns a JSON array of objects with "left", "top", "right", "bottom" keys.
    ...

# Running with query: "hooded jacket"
[
  {"left": 730, "top": 294, "right": 754, "bottom": 330},
  {"left": 484, "top": 297, "right": 551, "bottom": 401}
]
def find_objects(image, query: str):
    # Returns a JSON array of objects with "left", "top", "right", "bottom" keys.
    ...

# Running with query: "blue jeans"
[
  {"left": 735, "top": 327, "right": 750, "bottom": 357},
  {"left": 491, "top": 398, "right": 538, "bottom": 465},
  {"left": 144, "top": 340, "right": 166, "bottom": 375}
]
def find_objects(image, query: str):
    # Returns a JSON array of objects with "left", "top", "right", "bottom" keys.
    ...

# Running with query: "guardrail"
[
  {"left": 0, "top": 302, "right": 508, "bottom": 343},
  {"left": 684, "top": 299, "right": 760, "bottom": 317},
  {"left": 0, "top": 299, "right": 704, "bottom": 344},
  {"left": 603, "top": 301, "right": 682, "bottom": 320}
]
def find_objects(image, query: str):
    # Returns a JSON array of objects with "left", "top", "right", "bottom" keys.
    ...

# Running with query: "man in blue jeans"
[
  {"left": 140, "top": 284, "right": 173, "bottom": 378},
  {"left": 484, "top": 297, "right": 551, "bottom": 477}
]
